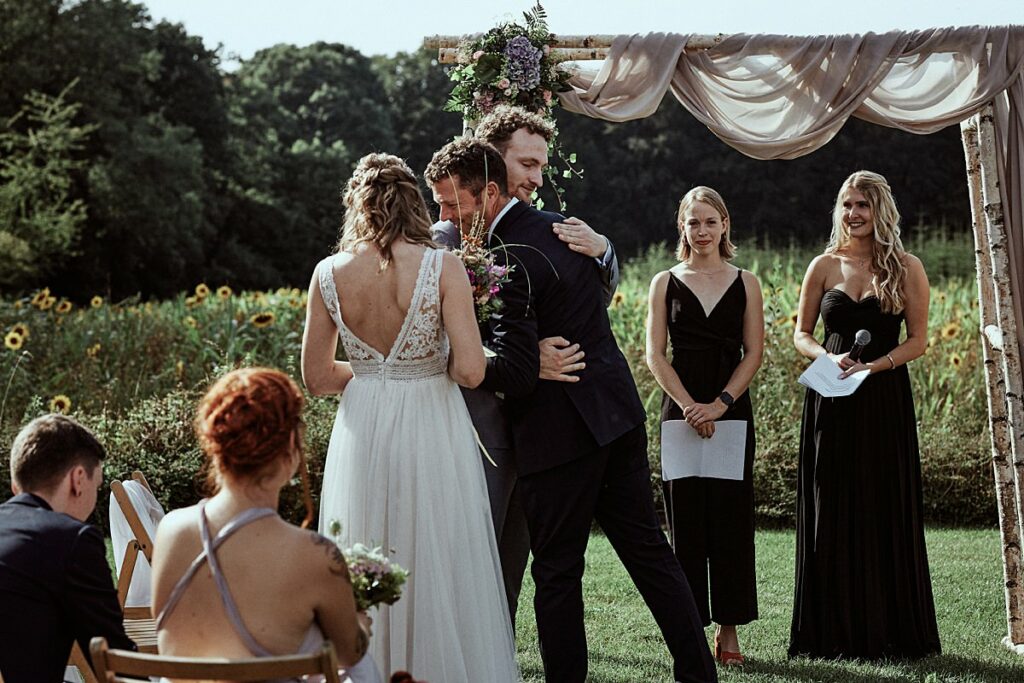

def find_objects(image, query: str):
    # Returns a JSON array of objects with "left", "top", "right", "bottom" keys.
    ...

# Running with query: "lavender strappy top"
[{"left": 155, "top": 500, "right": 324, "bottom": 657}]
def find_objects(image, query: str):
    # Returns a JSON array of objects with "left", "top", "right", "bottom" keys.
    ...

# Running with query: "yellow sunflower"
[
  {"left": 11, "top": 323, "right": 28, "bottom": 338},
  {"left": 289, "top": 297, "right": 304, "bottom": 309},
  {"left": 30, "top": 288, "right": 50, "bottom": 306},
  {"left": 950, "top": 353, "right": 963, "bottom": 369},
  {"left": 185, "top": 295, "right": 200, "bottom": 308},
  {"left": 195, "top": 283, "right": 210, "bottom": 298},
  {"left": 217, "top": 285, "right": 233, "bottom": 299},
  {"left": 250, "top": 312, "right": 275, "bottom": 328},
  {"left": 184, "top": 316, "right": 198, "bottom": 329},
  {"left": 611, "top": 292, "right": 625, "bottom": 307},
  {"left": 39, "top": 295, "right": 56, "bottom": 311},
  {"left": 941, "top": 322, "right": 960, "bottom": 340},
  {"left": 86, "top": 343, "right": 101, "bottom": 358},
  {"left": 90, "top": 296, "right": 104, "bottom": 309},
  {"left": 55, "top": 300, "right": 72, "bottom": 315},
  {"left": 49, "top": 395, "right": 72, "bottom": 414},
  {"left": 4, "top": 331, "right": 24, "bottom": 351}
]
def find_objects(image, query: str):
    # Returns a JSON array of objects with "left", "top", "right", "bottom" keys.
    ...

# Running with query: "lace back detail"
[{"left": 318, "top": 249, "right": 449, "bottom": 383}]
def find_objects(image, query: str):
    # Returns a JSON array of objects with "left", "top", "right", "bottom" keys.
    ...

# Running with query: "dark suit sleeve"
[
  {"left": 480, "top": 243, "right": 542, "bottom": 397},
  {"left": 65, "top": 525, "right": 137, "bottom": 653},
  {"left": 599, "top": 239, "right": 620, "bottom": 307}
]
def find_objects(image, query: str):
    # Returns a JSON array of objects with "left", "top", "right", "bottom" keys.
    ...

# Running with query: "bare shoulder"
[
  {"left": 900, "top": 251, "right": 925, "bottom": 273},
  {"left": 155, "top": 505, "right": 199, "bottom": 543},
  {"left": 441, "top": 249, "right": 464, "bottom": 270},
  {"left": 740, "top": 269, "right": 764, "bottom": 295},
  {"left": 303, "top": 529, "right": 351, "bottom": 580}
]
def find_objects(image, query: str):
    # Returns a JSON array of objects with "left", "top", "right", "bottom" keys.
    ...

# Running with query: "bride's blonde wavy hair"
[
  {"left": 826, "top": 170, "right": 907, "bottom": 314},
  {"left": 338, "top": 153, "right": 435, "bottom": 269}
]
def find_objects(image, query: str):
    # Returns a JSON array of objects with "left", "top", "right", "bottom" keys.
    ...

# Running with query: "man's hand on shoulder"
[
  {"left": 539, "top": 336, "right": 586, "bottom": 382},
  {"left": 553, "top": 217, "right": 609, "bottom": 259}
]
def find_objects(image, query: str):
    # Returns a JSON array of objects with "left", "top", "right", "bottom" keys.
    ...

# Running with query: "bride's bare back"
[{"left": 331, "top": 241, "right": 430, "bottom": 356}]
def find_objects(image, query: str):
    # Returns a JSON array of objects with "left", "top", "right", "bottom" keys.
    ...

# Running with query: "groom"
[
  {"left": 431, "top": 106, "right": 620, "bottom": 627},
  {"left": 425, "top": 138, "right": 716, "bottom": 683}
]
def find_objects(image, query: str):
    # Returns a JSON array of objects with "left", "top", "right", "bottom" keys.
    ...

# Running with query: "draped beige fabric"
[{"left": 559, "top": 26, "right": 1024, "bottom": 357}]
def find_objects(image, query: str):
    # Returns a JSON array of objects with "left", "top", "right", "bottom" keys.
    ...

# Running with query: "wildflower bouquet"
[
  {"left": 453, "top": 230, "right": 513, "bottom": 324},
  {"left": 345, "top": 542, "right": 410, "bottom": 611},
  {"left": 329, "top": 521, "right": 409, "bottom": 611},
  {"left": 444, "top": 2, "right": 570, "bottom": 122}
]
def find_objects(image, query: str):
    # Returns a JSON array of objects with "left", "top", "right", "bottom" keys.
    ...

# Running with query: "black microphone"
[{"left": 848, "top": 329, "right": 872, "bottom": 362}]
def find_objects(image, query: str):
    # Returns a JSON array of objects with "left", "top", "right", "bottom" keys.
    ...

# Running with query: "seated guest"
[
  {"left": 0, "top": 414, "right": 136, "bottom": 683},
  {"left": 151, "top": 367, "right": 371, "bottom": 668}
]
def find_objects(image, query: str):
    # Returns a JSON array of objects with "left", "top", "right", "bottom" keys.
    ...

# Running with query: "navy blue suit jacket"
[
  {"left": 0, "top": 493, "right": 135, "bottom": 683},
  {"left": 480, "top": 201, "right": 646, "bottom": 475}
]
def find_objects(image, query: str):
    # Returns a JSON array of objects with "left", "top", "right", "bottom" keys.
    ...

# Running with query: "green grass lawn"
[
  {"left": 512, "top": 528, "right": 1024, "bottom": 683},
  {"left": 106, "top": 528, "right": 1024, "bottom": 682}
]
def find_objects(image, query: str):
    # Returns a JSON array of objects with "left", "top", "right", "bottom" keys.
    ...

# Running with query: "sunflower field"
[{"left": 0, "top": 233, "right": 997, "bottom": 527}]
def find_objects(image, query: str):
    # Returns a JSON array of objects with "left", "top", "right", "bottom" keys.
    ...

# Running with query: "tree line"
[{"left": 0, "top": 0, "right": 972, "bottom": 300}]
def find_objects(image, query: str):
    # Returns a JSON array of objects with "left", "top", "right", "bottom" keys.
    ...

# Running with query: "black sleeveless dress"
[
  {"left": 789, "top": 289, "right": 941, "bottom": 659},
  {"left": 661, "top": 270, "right": 758, "bottom": 627}
]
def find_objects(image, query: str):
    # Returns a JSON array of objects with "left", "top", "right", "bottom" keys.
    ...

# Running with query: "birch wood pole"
[
  {"left": 962, "top": 111, "right": 1024, "bottom": 646},
  {"left": 424, "top": 34, "right": 727, "bottom": 63}
]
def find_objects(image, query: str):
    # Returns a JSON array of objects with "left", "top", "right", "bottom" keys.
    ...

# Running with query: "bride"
[{"left": 301, "top": 153, "right": 519, "bottom": 681}]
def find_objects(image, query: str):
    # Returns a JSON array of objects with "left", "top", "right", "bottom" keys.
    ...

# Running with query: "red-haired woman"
[{"left": 151, "top": 367, "right": 371, "bottom": 668}]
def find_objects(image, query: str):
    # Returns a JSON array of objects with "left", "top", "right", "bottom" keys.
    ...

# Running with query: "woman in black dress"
[
  {"left": 646, "top": 186, "right": 764, "bottom": 666},
  {"left": 789, "top": 170, "right": 940, "bottom": 659}
]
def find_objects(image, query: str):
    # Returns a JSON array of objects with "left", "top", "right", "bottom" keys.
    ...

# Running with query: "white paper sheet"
[
  {"left": 797, "top": 354, "right": 870, "bottom": 397},
  {"left": 661, "top": 420, "right": 747, "bottom": 481}
]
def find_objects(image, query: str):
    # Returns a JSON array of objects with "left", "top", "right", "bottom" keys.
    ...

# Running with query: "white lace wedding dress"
[{"left": 316, "top": 248, "right": 519, "bottom": 682}]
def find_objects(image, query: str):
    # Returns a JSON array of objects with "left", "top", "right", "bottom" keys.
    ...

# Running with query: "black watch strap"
[{"left": 718, "top": 391, "right": 735, "bottom": 407}]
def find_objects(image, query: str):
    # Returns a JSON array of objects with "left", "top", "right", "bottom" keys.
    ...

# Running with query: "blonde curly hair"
[
  {"left": 827, "top": 171, "right": 907, "bottom": 314},
  {"left": 338, "top": 153, "right": 435, "bottom": 269}
]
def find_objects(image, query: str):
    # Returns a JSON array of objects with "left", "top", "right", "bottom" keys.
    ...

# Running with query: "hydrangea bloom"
[{"left": 504, "top": 35, "right": 542, "bottom": 91}]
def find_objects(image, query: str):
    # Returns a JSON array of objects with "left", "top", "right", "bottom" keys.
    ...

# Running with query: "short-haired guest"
[{"left": 0, "top": 414, "right": 135, "bottom": 683}]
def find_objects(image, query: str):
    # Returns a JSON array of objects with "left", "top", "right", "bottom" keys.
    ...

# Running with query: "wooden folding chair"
[
  {"left": 89, "top": 637, "right": 342, "bottom": 683},
  {"left": 109, "top": 471, "right": 159, "bottom": 654},
  {"left": 65, "top": 470, "right": 159, "bottom": 683}
]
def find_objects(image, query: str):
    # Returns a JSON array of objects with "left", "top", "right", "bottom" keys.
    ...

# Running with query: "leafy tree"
[
  {"left": 0, "top": 83, "right": 96, "bottom": 287},
  {"left": 222, "top": 42, "right": 399, "bottom": 285}
]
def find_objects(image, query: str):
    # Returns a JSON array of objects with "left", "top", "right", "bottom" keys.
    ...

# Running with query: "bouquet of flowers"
[
  {"left": 453, "top": 230, "right": 513, "bottom": 324},
  {"left": 329, "top": 521, "right": 409, "bottom": 611}
]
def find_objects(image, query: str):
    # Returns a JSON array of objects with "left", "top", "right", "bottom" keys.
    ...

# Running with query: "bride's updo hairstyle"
[
  {"left": 339, "top": 152, "right": 435, "bottom": 270},
  {"left": 196, "top": 367, "right": 304, "bottom": 490}
]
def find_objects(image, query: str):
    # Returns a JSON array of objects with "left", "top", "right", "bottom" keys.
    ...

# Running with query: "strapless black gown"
[{"left": 789, "top": 289, "right": 941, "bottom": 659}]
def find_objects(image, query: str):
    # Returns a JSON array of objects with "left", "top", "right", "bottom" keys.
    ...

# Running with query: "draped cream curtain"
[{"left": 559, "top": 26, "right": 1024, "bottom": 357}]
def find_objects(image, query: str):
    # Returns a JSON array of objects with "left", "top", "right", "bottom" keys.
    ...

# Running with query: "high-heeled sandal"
[{"left": 713, "top": 633, "right": 745, "bottom": 667}]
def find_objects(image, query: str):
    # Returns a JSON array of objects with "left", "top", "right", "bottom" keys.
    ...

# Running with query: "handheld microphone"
[{"left": 848, "top": 329, "right": 871, "bottom": 362}]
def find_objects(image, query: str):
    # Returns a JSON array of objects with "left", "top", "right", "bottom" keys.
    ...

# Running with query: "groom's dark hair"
[{"left": 424, "top": 138, "right": 508, "bottom": 197}]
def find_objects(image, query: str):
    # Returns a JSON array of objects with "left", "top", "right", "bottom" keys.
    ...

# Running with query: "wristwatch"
[{"left": 718, "top": 391, "right": 735, "bottom": 407}]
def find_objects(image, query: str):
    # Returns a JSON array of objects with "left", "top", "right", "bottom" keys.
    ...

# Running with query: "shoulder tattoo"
[{"left": 309, "top": 532, "right": 351, "bottom": 580}]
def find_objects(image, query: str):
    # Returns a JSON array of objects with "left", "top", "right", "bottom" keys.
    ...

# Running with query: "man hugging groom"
[{"left": 425, "top": 107, "right": 717, "bottom": 683}]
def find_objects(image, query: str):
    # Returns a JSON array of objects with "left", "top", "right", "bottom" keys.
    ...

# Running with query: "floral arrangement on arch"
[{"left": 444, "top": 2, "right": 571, "bottom": 123}]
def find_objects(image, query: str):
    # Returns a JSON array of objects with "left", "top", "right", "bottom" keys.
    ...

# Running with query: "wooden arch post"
[{"left": 962, "top": 105, "right": 1024, "bottom": 650}]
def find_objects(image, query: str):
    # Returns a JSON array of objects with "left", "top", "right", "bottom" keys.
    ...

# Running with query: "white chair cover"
[{"left": 109, "top": 480, "right": 165, "bottom": 608}]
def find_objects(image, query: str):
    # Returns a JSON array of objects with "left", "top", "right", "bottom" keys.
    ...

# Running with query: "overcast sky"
[{"left": 140, "top": 0, "right": 1024, "bottom": 65}]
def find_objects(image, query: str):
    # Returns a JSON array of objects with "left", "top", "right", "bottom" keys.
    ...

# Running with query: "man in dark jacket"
[
  {"left": 426, "top": 139, "right": 715, "bottom": 683},
  {"left": 0, "top": 414, "right": 135, "bottom": 683}
]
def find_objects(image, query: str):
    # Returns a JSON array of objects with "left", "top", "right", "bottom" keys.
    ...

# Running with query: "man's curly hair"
[
  {"left": 475, "top": 105, "right": 555, "bottom": 154},
  {"left": 423, "top": 137, "right": 508, "bottom": 196}
]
